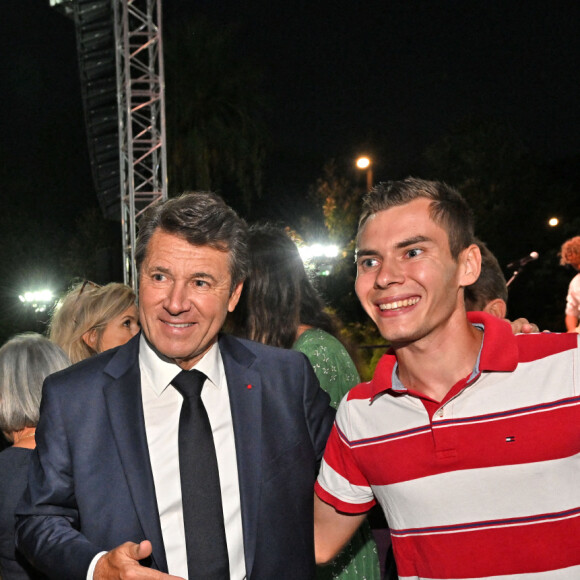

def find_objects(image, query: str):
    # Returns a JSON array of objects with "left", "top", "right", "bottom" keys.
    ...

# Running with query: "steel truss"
[
  {"left": 114, "top": 0, "right": 168, "bottom": 289},
  {"left": 51, "top": 0, "right": 168, "bottom": 289}
]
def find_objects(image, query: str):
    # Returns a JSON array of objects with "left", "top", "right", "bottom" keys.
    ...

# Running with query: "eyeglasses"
[
  {"left": 76, "top": 280, "right": 101, "bottom": 298},
  {"left": 72, "top": 280, "right": 102, "bottom": 326}
]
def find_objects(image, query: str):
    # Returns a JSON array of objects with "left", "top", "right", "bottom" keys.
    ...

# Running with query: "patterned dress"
[{"left": 293, "top": 328, "right": 381, "bottom": 580}]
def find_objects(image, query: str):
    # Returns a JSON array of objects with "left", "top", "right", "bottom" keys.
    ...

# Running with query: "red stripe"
[
  {"left": 516, "top": 331, "right": 578, "bottom": 363},
  {"left": 323, "top": 425, "right": 372, "bottom": 487},
  {"left": 393, "top": 512, "right": 580, "bottom": 578},
  {"left": 351, "top": 402, "right": 580, "bottom": 485}
]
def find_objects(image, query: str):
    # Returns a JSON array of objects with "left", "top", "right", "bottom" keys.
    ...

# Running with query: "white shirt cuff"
[{"left": 87, "top": 551, "right": 107, "bottom": 580}]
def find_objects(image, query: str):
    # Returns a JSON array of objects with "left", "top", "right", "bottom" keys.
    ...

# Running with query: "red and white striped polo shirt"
[{"left": 315, "top": 312, "right": 580, "bottom": 579}]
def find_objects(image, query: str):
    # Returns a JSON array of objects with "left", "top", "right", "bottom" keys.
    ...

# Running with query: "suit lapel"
[
  {"left": 219, "top": 334, "right": 262, "bottom": 578},
  {"left": 103, "top": 336, "right": 168, "bottom": 572}
]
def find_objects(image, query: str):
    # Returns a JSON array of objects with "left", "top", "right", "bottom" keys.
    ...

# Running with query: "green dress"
[{"left": 293, "top": 328, "right": 381, "bottom": 580}]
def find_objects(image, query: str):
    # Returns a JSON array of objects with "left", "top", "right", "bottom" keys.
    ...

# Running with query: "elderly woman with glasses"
[{"left": 49, "top": 281, "right": 140, "bottom": 363}]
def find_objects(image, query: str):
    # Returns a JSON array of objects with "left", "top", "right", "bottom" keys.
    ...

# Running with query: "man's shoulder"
[
  {"left": 570, "top": 273, "right": 580, "bottom": 290},
  {"left": 345, "top": 380, "right": 375, "bottom": 402},
  {"left": 513, "top": 330, "right": 579, "bottom": 363}
]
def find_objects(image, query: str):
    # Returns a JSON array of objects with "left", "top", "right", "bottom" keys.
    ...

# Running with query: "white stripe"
[
  {"left": 433, "top": 397, "right": 580, "bottom": 431},
  {"left": 398, "top": 564, "right": 580, "bottom": 580},
  {"left": 392, "top": 509, "right": 580, "bottom": 538},
  {"left": 380, "top": 452, "right": 580, "bottom": 531},
  {"left": 451, "top": 348, "right": 578, "bottom": 418},
  {"left": 350, "top": 427, "right": 429, "bottom": 448},
  {"left": 317, "top": 459, "right": 374, "bottom": 506}
]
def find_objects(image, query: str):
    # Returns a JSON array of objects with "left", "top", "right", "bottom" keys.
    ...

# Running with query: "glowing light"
[
  {"left": 18, "top": 289, "right": 54, "bottom": 313},
  {"left": 356, "top": 156, "right": 371, "bottom": 169},
  {"left": 298, "top": 244, "right": 340, "bottom": 261},
  {"left": 548, "top": 217, "right": 559, "bottom": 227}
]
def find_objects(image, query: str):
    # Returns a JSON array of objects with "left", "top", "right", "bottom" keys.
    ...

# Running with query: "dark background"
[{"left": 1, "top": 0, "right": 579, "bottom": 339}]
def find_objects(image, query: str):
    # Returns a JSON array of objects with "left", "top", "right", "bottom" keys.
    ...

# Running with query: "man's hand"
[
  {"left": 94, "top": 541, "right": 185, "bottom": 580},
  {"left": 507, "top": 317, "right": 540, "bottom": 334}
]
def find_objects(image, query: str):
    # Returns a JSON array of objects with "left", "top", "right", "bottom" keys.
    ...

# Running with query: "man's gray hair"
[{"left": 135, "top": 192, "right": 249, "bottom": 293}]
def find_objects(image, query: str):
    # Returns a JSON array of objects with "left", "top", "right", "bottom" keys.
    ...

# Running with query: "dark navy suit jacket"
[{"left": 15, "top": 333, "right": 335, "bottom": 579}]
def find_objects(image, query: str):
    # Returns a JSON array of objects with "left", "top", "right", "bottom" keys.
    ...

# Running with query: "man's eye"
[
  {"left": 194, "top": 279, "right": 209, "bottom": 287},
  {"left": 152, "top": 273, "right": 165, "bottom": 281},
  {"left": 406, "top": 248, "right": 423, "bottom": 258},
  {"left": 360, "top": 258, "right": 379, "bottom": 268}
]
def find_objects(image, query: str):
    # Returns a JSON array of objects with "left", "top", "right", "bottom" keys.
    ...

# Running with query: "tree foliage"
[
  {"left": 164, "top": 17, "right": 268, "bottom": 209},
  {"left": 310, "top": 159, "right": 363, "bottom": 246}
]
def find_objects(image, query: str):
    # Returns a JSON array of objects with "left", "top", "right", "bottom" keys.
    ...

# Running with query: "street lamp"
[
  {"left": 356, "top": 156, "right": 373, "bottom": 192},
  {"left": 548, "top": 217, "right": 559, "bottom": 227}
]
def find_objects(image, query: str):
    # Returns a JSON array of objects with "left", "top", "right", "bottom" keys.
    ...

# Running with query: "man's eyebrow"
[
  {"left": 149, "top": 265, "right": 171, "bottom": 274},
  {"left": 191, "top": 272, "right": 217, "bottom": 282},
  {"left": 394, "top": 235, "right": 432, "bottom": 249},
  {"left": 355, "top": 235, "right": 433, "bottom": 260},
  {"left": 354, "top": 248, "right": 378, "bottom": 261},
  {"left": 148, "top": 265, "right": 217, "bottom": 282}
]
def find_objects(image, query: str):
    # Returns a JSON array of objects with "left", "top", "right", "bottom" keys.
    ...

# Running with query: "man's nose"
[
  {"left": 374, "top": 258, "right": 404, "bottom": 289},
  {"left": 164, "top": 282, "right": 191, "bottom": 314}
]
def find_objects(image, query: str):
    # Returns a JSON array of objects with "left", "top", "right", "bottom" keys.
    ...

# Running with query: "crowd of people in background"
[{"left": 0, "top": 182, "right": 578, "bottom": 580}]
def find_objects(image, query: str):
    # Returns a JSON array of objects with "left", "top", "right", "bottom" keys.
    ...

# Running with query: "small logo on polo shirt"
[{"left": 505, "top": 436, "right": 516, "bottom": 442}]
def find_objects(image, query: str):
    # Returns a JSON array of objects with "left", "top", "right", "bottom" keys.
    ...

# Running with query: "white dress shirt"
[{"left": 88, "top": 336, "right": 245, "bottom": 579}]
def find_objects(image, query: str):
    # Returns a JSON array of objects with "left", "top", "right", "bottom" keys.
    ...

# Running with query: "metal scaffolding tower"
[
  {"left": 114, "top": 0, "right": 167, "bottom": 289},
  {"left": 50, "top": 0, "right": 168, "bottom": 290}
]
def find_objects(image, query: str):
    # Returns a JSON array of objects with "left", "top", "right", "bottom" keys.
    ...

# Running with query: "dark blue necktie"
[{"left": 172, "top": 369, "right": 229, "bottom": 579}]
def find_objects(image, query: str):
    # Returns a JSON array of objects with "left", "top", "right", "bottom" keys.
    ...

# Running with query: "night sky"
[
  {"left": 3, "top": 0, "right": 580, "bottom": 206},
  {"left": 1, "top": 0, "right": 579, "bottom": 331},
  {"left": 187, "top": 0, "right": 580, "bottom": 177}
]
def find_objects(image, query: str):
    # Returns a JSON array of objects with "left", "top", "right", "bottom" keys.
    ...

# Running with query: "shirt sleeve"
[
  {"left": 565, "top": 276, "right": 580, "bottom": 317},
  {"left": 315, "top": 395, "right": 376, "bottom": 514}
]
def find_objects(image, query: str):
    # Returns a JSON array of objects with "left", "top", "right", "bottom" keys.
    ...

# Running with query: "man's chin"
[{"left": 143, "top": 334, "right": 194, "bottom": 365}]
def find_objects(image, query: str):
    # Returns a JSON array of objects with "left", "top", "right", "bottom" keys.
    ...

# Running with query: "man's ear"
[
  {"left": 227, "top": 281, "right": 244, "bottom": 313},
  {"left": 459, "top": 244, "right": 481, "bottom": 287},
  {"left": 82, "top": 328, "right": 99, "bottom": 350},
  {"left": 483, "top": 298, "right": 507, "bottom": 320}
]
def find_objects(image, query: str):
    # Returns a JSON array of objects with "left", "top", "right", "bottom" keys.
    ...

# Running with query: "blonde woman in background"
[{"left": 49, "top": 281, "right": 139, "bottom": 363}]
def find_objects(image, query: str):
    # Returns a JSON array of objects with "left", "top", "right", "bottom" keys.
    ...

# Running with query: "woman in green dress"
[{"left": 229, "top": 224, "right": 380, "bottom": 580}]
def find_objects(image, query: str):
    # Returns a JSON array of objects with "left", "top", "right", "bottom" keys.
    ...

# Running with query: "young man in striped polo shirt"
[{"left": 314, "top": 177, "right": 580, "bottom": 579}]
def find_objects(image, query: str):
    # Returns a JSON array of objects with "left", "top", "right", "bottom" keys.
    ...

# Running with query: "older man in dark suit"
[{"left": 16, "top": 192, "right": 334, "bottom": 580}]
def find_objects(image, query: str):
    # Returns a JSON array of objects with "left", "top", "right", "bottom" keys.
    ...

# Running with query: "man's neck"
[{"left": 394, "top": 314, "right": 484, "bottom": 402}]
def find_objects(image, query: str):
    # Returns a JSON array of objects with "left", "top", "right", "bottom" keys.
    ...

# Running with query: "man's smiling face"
[
  {"left": 138, "top": 228, "right": 242, "bottom": 369},
  {"left": 355, "top": 198, "right": 474, "bottom": 348}
]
